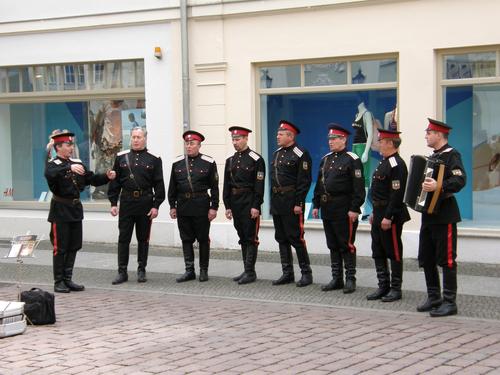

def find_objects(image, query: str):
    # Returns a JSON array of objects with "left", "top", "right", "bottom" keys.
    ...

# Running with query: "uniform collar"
[
  {"left": 433, "top": 144, "right": 449, "bottom": 154},
  {"left": 332, "top": 148, "right": 346, "bottom": 156},
  {"left": 384, "top": 151, "right": 398, "bottom": 159},
  {"left": 132, "top": 147, "right": 147, "bottom": 153}
]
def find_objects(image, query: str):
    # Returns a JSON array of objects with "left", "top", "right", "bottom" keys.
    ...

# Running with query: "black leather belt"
[
  {"left": 182, "top": 192, "right": 208, "bottom": 199},
  {"left": 231, "top": 187, "right": 252, "bottom": 195},
  {"left": 272, "top": 185, "right": 295, "bottom": 194},
  {"left": 121, "top": 190, "right": 152, "bottom": 198},
  {"left": 373, "top": 200, "right": 388, "bottom": 207},
  {"left": 52, "top": 195, "right": 80, "bottom": 205}
]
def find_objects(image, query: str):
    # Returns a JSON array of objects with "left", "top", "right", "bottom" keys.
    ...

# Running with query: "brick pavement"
[{"left": 1, "top": 284, "right": 500, "bottom": 374}]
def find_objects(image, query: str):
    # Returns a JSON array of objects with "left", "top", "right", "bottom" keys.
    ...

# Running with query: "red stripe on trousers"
[
  {"left": 391, "top": 223, "right": 400, "bottom": 262},
  {"left": 254, "top": 216, "right": 260, "bottom": 246},
  {"left": 299, "top": 213, "right": 307, "bottom": 249},
  {"left": 447, "top": 223, "right": 453, "bottom": 269},
  {"left": 52, "top": 222, "right": 58, "bottom": 256},
  {"left": 347, "top": 218, "right": 356, "bottom": 253}
]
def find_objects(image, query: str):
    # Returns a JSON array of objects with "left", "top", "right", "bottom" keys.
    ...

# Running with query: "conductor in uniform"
[
  {"left": 108, "top": 127, "right": 165, "bottom": 284},
  {"left": 367, "top": 129, "right": 410, "bottom": 302},
  {"left": 271, "top": 120, "right": 313, "bottom": 287},
  {"left": 45, "top": 130, "right": 116, "bottom": 293},
  {"left": 312, "top": 124, "right": 365, "bottom": 294},
  {"left": 223, "top": 126, "right": 265, "bottom": 285},
  {"left": 168, "top": 131, "right": 219, "bottom": 282},
  {"left": 417, "top": 119, "right": 466, "bottom": 317}
]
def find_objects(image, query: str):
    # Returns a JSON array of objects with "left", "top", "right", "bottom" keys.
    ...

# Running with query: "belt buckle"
[
  {"left": 72, "top": 199, "right": 79, "bottom": 205},
  {"left": 321, "top": 194, "right": 328, "bottom": 203},
  {"left": 133, "top": 191, "right": 140, "bottom": 198},
  {"left": 185, "top": 192, "right": 191, "bottom": 199},
  {"left": 272, "top": 187, "right": 278, "bottom": 193}
]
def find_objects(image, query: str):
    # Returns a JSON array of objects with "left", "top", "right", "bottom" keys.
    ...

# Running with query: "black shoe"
[
  {"left": 272, "top": 274, "right": 295, "bottom": 285},
  {"left": 416, "top": 298, "right": 442, "bottom": 312},
  {"left": 343, "top": 279, "right": 356, "bottom": 294},
  {"left": 199, "top": 270, "right": 208, "bottom": 282},
  {"left": 238, "top": 273, "right": 256, "bottom": 285},
  {"left": 429, "top": 302, "right": 458, "bottom": 317},
  {"left": 381, "top": 289, "right": 402, "bottom": 302},
  {"left": 296, "top": 274, "right": 312, "bottom": 288},
  {"left": 233, "top": 272, "right": 245, "bottom": 282},
  {"left": 137, "top": 270, "right": 147, "bottom": 283},
  {"left": 112, "top": 273, "right": 128, "bottom": 285},
  {"left": 54, "top": 281, "right": 70, "bottom": 293},
  {"left": 366, "top": 287, "right": 389, "bottom": 300},
  {"left": 321, "top": 278, "right": 344, "bottom": 292},
  {"left": 176, "top": 271, "right": 196, "bottom": 283},
  {"left": 65, "top": 280, "right": 85, "bottom": 291}
]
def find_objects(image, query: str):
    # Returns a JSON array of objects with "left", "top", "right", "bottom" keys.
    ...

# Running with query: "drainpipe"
[{"left": 181, "top": 0, "right": 190, "bottom": 132}]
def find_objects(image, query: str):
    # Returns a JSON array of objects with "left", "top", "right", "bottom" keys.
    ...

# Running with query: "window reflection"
[
  {"left": 351, "top": 59, "right": 397, "bottom": 84},
  {"left": 444, "top": 52, "right": 496, "bottom": 79}
]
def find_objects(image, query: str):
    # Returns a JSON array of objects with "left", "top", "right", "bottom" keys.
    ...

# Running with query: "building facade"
[{"left": 1, "top": 0, "right": 499, "bottom": 263}]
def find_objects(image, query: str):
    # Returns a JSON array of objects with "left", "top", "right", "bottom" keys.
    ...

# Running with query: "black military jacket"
[
  {"left": 312, "top": 149, "right": 366, "bottom": 220},
  {"left": 45, "top": 157, "right": 109, "bottom": 222},
  {"left": 168, "top": 153, "right": 219, "bottom": 216},
  {"left": 422, "top": 144, "right": 466, "bottom": 224},
  {"left": 108, "top": 148, "right": 165, "bottom": 216},
  {"left": 270, "top": 143, "right": 312, "bottom": 215},
  {"left": 371, "top": 152, "right": 410, "bottom": 224},
  {"left": 223, "top": 147, "right": 266, "bottom": 212}
]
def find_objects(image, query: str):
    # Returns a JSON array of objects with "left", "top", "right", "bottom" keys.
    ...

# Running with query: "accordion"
[{"left": 403, "top": 155, "right": 445, "bottom": 214}]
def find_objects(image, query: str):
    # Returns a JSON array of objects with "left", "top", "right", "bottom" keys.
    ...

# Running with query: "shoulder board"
[
  {"left": 389, "top": 156, "right": 398, "bottom": 168},
  {"left": 249, "top": 151, "right": 260, "bottom": 161},
  {"left": 322, "top": 152, "right": 333, "bottom": 159},
  {"left": 51, "top": 158, "right": 62, "bottom": 165},
  {"left": 173, "top": 155, "right": 184, "bottom": 163},
  {"left": 69, "top": 158, "right": 82, "bottom": 163},
  {"left": 146, "top": 150, "right": 161, "bottom": 158},
  {"left": 117, "top": 149, "right": 130, "bottom": 156},
  {"left": 201, "top": 154, "right": 215, "bottom": 163},
  {"left": 293, "top": 146, "right": 303, "bottom": 158},
  {"left": 442, "top": 147, "right": 453, "bottom": 153},
  {"left": 346, "top": 151, "right": 359, "bottom": 160}
]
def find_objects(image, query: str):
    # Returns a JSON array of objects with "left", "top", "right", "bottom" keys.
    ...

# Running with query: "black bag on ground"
[{"left": 20, "top": 288, "right": 56, "bottom": 325}]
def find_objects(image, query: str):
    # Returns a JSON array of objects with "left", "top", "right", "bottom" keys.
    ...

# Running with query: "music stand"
[{"left": 5, "top": 234, "right": 42, "bottom": 301}]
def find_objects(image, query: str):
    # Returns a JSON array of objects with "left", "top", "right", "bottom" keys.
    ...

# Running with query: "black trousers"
[
  {"left": 418, "top": 223, "right": 457, "bottom": 268},
  {"left": 371, "top": 222, "right": 403, "bottom": 261},
  {"left": 118, "top": 214, "right": 153, "bottom": 244},
  {"left": 322, "top": 217, "right": 358, "bottom": 254},
  {"left": 233, "top": 212, "right": 260, "bottom": 246},
  {"left": 273, "top": 213, "right": 307, "bottom": 250},
  {"left": 50, "top": 221, "right": 82, "bottom": 255}
]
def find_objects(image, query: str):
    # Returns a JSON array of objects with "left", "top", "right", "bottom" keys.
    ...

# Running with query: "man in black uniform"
[
  {"left": 312, "top": 124, "right": 365, "bottom": 294},
  {"left": 168, "top": 130, "right": 219, "bottom": 282},
  {"left": 367, "top": 129, "right": 410, "bottom": 302},
  {"left": 417, "top": 119, "right": 466, "bottom": 317},
  {"left": 108, "top": 127, "right": 165, "bottom": 284},
  {"left": 271, "top": 120, "right": 313, "bottom": 287},
  {"left": 223, "top": 126, "right": 265, "bottom": 285},
  {"left": 45, "top": 131, "right": 115, "bottom": 293}
]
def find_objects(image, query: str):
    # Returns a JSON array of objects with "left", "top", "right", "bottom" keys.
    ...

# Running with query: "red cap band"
[
  {"left": 278, "top": 123, "right": 297, "bottom": 134},
  {"left": 232, "top": 129, "right": 249, "bottom": 137},
  {"left": 52, "top": 135, "right": 73, "bottom": 143},
  {"left": 427, "top": 122, "right": 450, "bottom": 134},
  {"left": 329, "top": 128, "right": 348, "bottom": 137},
  {"left": 378, "top": 132, "right": 400, "bottom": 139},
  {"left": 184, "top": 133, "right": 202, "bottom": 142}
]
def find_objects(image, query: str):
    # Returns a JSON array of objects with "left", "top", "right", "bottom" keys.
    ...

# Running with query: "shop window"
[
  {"left": 351, "top": 59, "right": 397, "bottom": 84},
  {"left": 444, "top": 52, "right": 496, "bottom": 79},
  {"left": 0, "top": 69, "right": 7, "bottom": 93},
  {"left": 7, "top": 68, "right": 20, "bottom": 93},
  {"left": 63, "top": 65, "right": 76, "bottom": 90},
  {"left": 304, "top": 63, "right": 347, "bottom": 86},
  {"left": 259, "top": 65, "right": 301, "bottom": 88}
]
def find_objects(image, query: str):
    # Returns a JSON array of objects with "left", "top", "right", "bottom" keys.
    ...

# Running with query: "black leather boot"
[
  {"left": 233, "top": 245, "right": 247, "bottom": 282},
  {"left": 54, "top": 252, "right": 70, "bottom": 293},
  {"left": 239, "top": 244, "right": 258, "bottom": 285},
  {"left": 295, "top": 245, "right": 312, "bottom": 287},
  {"left": 137, "top": 241, "right": 149, "bottom": 282},
  {"left": 176, "top": 242, "right": 196, "bottom": 282},
  {"left": 112, "top": 243, "right": 129, "bottom": 285},
  {"left": 322, "top": 251, "right": 343, "bottom": 291},
  {"left": 272, "top": 244, "right": 295, "bottom": 285},
  {"left": 430, "top": 266, "right": 457, "bottom": 317},
  {"left": 63, "top": 251, "right": 85, "bottom": 291},
  {"left": 417, "top": 265, "right": 442, "bottom": 312},
  {"left": 199, "top": 241, "right": 210, "bottom": 282},
  {"left": 381, "top": 260, "right": 402, "bottom": 302},
  {"left": 366, "top": 258, "right": 389, "bottom": 300},
  {"left": 343, "top": 251, "right": 356, "bottom": 294}
]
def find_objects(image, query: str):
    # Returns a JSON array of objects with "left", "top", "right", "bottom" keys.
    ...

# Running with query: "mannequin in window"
[
  {"left": 384, "top": 105, "right": 398, "bottom": 132},
  {"left": 352, "top": 102, "right": 373, "bottom": 186}
]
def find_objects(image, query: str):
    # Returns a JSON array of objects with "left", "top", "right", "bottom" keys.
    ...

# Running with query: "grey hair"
[{"left": 131, "top": 126, "right": 147, "bottom": 137}]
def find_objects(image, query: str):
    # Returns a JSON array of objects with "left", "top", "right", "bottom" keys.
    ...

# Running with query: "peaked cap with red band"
[
  {"left": 377, "top": 128, "right": 401, "bottom": 139},
  {"left": 51, "top": 131, "right": 75, "bottom": 144},
  {"left": 228, "top": 126, "right": 252, "bottom": 137},
  {"left": 183, "top": 130, "right": 205, "bottom": 142},
  {"left": 426, "top": 118, "right": 452, "bottom": 134},
  {"left": 328, "top": 123, "right": 350, "bottom": 138},
  {"left": 278, "top": 120, "right": 300, "bottom": 135}
]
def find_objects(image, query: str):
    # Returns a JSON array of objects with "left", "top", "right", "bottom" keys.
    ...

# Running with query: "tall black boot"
[
  {"left": 430, "top": 266, "right": 458, "bottom": 317},
  {"left": 233, "top": 245, "right": 247, "bottom": 282},
  {"left": 199, "top": 241, "right": 210, "bottom": 282},
  {"left": 322, "top": 251, "right": 344, "bottom": 291},
  {"left": 343, "top": 251, "right": 356, "bottom": 294},
  {"left": 417, "top": 265, "right": 442, "bottom": 312},
  {"left": 272, "top": 244, "right": 295, "bottom": 285},
  {"left": 63, "top": 251, "right": 85, "bottom": 291},
  {"left": 366, "top": 258, "right": 390, "bottom": 300},
  {"left": 112, "top": 243, "right": 129, "bottom": 285},
  {"left": 381, "top": 260, "right": 402, "bottom": 302},
  {"left": 54, "top": 252, "right": 70, "bottom": 293},
  {"left": 239, "top": 244, "right": 258, "bottom": 285},
  {"left": 176, "top": 242, "right": 196, "bottom": 282},
  {"left": 137, "top": 241, "right": 149, "bottom": 283},
  {"left": 295, "top": 246, "right": 312, "bottom": 287}
]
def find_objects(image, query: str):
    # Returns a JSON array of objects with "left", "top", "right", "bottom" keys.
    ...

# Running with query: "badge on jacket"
[
  {"left": 257, "top": 172, "right": 264, "bottom": 180},
  {"left": 302, "top": 162, "right": 308, "bottom": 170},
  {"left": 392, "top": 180, "right": 401, "bottom": 190}
]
